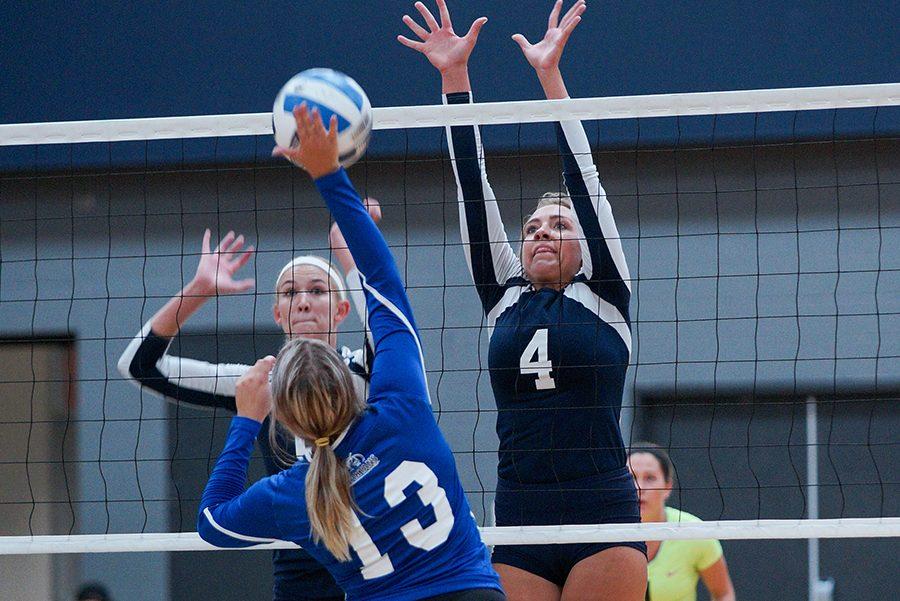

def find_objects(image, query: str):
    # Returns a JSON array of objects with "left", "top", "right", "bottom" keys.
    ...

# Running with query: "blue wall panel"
[{"left": 2, "top": 0, "right": 898, "bottom": 164}]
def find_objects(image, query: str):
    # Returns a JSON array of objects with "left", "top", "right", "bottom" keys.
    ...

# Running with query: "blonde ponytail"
[
  {"left": 306, "top": 442, "right": 355, "bottom": 560},
  {"left": 269, "top": 337, "right": 366, "bottom": 561}
]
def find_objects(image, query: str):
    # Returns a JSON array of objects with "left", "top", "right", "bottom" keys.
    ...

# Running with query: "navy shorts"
[{"left": 491, "top": 466, "right": 647, "bottom": 587}]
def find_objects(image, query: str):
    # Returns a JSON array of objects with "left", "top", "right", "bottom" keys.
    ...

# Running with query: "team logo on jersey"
[{"left": 347, "top": 452, "right": 379, "bottom": 484}]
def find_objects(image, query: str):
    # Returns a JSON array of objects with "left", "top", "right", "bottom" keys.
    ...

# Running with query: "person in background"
[
  {"left": 628, "top": 443, "right": 736, "bottom": 601},
  {"left": 118, "top": 198, "right": 381, "bottom": 601},
  {"left": 75, "top": 582, "right": 111, "bottom": 601}
]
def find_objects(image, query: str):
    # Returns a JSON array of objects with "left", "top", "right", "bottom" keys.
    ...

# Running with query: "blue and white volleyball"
[{"left": 273, "top": 68, "right": 372, "bottom": 168}]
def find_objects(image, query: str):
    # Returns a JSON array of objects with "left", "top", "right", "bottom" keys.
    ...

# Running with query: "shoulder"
[
  {"left": 266, "top": 463, "right": 310, "bottom": 509},
  {"left": 666, "top": 507, "right": 724, "bottom": 566},
  {"left": 666, "top": 506, "right": 703, "bottom": 523},
  {"left": 361, "top": 393, "right": 433, "bottom": 431}
]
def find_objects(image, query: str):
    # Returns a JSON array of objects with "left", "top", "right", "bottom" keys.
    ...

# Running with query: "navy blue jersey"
[
  {"left": 117, "top": 276, "right": 371, "bottom": 600},
  {"left": 198, "top": 169, "right": 501, "bottom": 601},
  {"left": 446, "top": 92, "right": 632, "bottom": 485}
]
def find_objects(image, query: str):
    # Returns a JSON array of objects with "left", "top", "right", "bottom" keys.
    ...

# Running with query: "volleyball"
[{"left": 272, "top": 68, "right": 372, "bottom": 168}]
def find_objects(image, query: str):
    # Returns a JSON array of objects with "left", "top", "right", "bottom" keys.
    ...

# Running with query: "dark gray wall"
[
  {"left": 636, "top": 393, "right": 898, "bottom": 601},
  {"left": 0, "top": 133, "right": 897, "bottom": 600}
]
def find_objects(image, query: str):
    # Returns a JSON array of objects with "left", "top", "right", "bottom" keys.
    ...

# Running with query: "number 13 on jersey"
[{"left": 520, "top": 328, "right": 556, "bottom": 390}]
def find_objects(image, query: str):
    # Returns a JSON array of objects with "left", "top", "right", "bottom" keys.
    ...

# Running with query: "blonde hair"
[
  {"left": 523, "top": 192, "right": 573, "bottom": 226},
  {"left": 269, "top": 337, "right": 366, "bottom": 561}
]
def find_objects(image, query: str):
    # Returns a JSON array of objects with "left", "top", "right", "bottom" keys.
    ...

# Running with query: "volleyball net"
[{"left": 0, "top": 83, "right": 897, "bottom": 567}]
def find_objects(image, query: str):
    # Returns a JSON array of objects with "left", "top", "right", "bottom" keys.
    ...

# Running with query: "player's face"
[
  {"left": 628, "top": 452, "right": 673, "bottom": 520},
  {"left": 273, "top": 265, "right": 350, "bottom": 343},
  {"left": 521, "top": 205, "right": 583, "bottom": 288}
]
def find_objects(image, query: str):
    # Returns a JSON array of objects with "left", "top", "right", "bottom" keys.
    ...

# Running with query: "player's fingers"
[
  {"left": 309, "top": 107, "right": 324, "bottom": 133},
  {"left": 257, "top": 355, "right": 277, "bottom": 373},
  {"left": 465, "top": 17, "right": 488, "bottom": 43},
  {"left": 224, "top": 237, "right": 244, "bottom": 262},
  {"left": 561, "top": 15, "right": 582, "bottom": 39},
  {"left": 292, "top": 103, "right": 304, "bottom": 127},
  {"left": 397, "top": 35, "right": 426, "bottom": 51},
  {"left": 234, "top": 278, "right": 255, "bottom": 292},
  {"left": 402, "top": 15, "right": 429, "bottom": 40},
  {"left": 216, "top": 230, "right": 235, "bottom": 254},
  {"left": 436, "top": 0, "right": 453, "bottom": 30},
  {"left": 414, "top": 1, "right": 439, "bottom": 32},
  {"left": 294, "top": 103, "right": 312, "bottom": 134},
  {"left": 327, "top": 115, "right": 338, "bottom": 140},
  {"left": 227, "top": 233, "right": 245, "bottom": 253},
  {"left": 561, "top": 0, "right": 586, "bottom": 29},
  {"left": 548, "top": 0, "right": 563, "bottom": 29},
  {"left": 201, "top": 228, "right": 211, "bottom": 254},
  {"left": 233, "top": 246, "right": 254, "bottom": 271},
  {"left": 272, "top": 145, "right": 295, "bottom": 158},
  {"left": 511, "top": 33, "right": 531, "bottom": 51},
  {"left": 560, "top": 0, "right": 585, "bottom": 27},
  {"left": 251, "top": 357, "right": 274, "bottom": 377}
]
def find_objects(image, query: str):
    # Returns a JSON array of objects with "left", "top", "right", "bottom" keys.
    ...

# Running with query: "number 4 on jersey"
[{"left": 520, "top": 328, "right": 556, "bottom": 390}]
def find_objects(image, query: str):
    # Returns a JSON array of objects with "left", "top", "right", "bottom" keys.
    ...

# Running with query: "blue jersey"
[
  {"left": 198, "top": 169, "right": 501, "bottom": 601},
  {"left": 118, "top": 279, "right": 371, "bottom": 601},
  {"left": 446, "top": 92, "right": 632, "bottom": 485}
]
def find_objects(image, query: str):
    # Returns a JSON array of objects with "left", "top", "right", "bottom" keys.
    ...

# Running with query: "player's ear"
[
  {"left": 273, "top": 302, "right": 284, "bottom": 326},
  {"left": 332, "top": 298, "right": 351, "bottom": 327}
]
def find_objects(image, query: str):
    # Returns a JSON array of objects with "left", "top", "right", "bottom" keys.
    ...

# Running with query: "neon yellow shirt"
[{"left": 647, "top": 507, "right": 723, "bottom": 601}]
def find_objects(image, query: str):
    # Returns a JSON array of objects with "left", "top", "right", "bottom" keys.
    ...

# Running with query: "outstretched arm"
[
  {"left": 400, "top": 0, "right": 520, "bottom": 314},
  {"left": 515, "top": 0, "right": 631, "bottom": 323},
  {"left": 275, "top": 106, "right": 428, "bottom": 405},
  {"left": 117, "top": 230, "right": 255, "bottom": 411},
  {"left": 329, "top": 198, "right": 381, "bottom": 363},
  {"left": 198, "top": 358, "right": 297, "bottom": 548}
]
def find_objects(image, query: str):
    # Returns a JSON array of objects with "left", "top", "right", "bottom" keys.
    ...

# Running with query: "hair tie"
[{"left": 314, "top": 437, "right": 330, "bottom": 448}]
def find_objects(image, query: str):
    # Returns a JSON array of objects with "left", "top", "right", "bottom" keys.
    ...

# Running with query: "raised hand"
[
  {"left": 397, "top": 0, "right": 487, "bottom": 74},
  {"left": 273, "top": 104, "right": 341, "bottom": 179},
  {"left": 235, "top": 356, "right": 275, "bottom": 423},
  {"left": 512, "top": 0, "right": 586, "bottom": 74},
  {"left": 192, "top": 229, "right": 255, "bottom": 296}
]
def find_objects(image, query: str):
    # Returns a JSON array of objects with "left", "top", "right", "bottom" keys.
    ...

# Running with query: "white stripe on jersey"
[
  {"left": 564, "top": 282, "right": 632, "bottom": 354},
  {"left": 558, "top": 119, "right": 632, "bottom": 293},
  {"left": 359, "top": 273, "right": 431, "bottom": 405},
  {"left": 486, "top": 286, "right": 523, "bottom": 335},
  {"left": 484, "top": 281, "right": 630, "bottom": 353},
  {"left": 444, "top": 96, "right": 521, "bottom": 288},
  {"left": 201, "top": 507, "right": 300, "bottom": 546}
]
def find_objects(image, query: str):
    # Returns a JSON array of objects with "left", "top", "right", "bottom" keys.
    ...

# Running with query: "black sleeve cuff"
[{"left": 445, "top": 91, "right": 472, "bottom": 105}]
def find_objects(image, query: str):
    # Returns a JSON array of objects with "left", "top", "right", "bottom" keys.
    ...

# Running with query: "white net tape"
[
  {"left": 1, "top": 83, "right": 898, "bottom": 145},
  {"left": 2, "top": 518, "right": 897, "bottom": 555}
]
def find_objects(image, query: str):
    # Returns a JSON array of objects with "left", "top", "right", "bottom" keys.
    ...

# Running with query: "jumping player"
[
  {"left": 197, "top": 103, "right": 505, "bottom": 601},
  {"left": 399, "top": 1, "right": 647, "bottom": 599}
]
